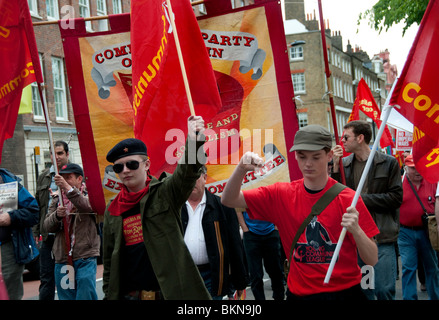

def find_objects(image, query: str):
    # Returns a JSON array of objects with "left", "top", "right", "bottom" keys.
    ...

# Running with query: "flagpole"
[
  {"left": 317, "top": 0, "right": 346, "bottom": 185},
  {"left": 324, "top": 79, "right": 399, "bottom": 284},
  {"left": 165, "top": 0, "right": 196, "bottom": 117},
  {"left": 37, "top": 82, "right": 73, "bottom": 265},
  {"left": 36, "top": 84, "right": 63, "bottom": 208}
]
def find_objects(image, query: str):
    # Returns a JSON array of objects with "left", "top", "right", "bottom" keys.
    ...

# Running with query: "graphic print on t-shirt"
[
  {"left": 123, "top": 213, "right": 144, "bottom": 246},
  {"left": 293, "top": 216, "right": 337, "bottom": 263}
]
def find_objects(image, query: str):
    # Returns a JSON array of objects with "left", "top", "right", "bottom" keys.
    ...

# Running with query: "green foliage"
[{"left": 358, "top": 0, "right": 429, "bottom": 35}]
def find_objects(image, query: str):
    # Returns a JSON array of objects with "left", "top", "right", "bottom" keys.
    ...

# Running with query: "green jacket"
[{"left": 102, "top": 140, "right": 211, "bottom": 300}]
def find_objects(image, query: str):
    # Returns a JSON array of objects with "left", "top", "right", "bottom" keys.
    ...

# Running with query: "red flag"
[
  {"left": 0, "top": 0, "right": 42, "bottom": 163},
  {"left": 351, "top": 78, "right": 394, "bottom": 149},
  {"left": 389, "top": 0, "right": 439, "bottom": 183},
  {"left": 131, "top": 0, "right": 222, "bottom": 176}
]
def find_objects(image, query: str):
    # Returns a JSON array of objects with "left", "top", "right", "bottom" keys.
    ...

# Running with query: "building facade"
[
  {"left": 1, "top": 0, "right": 131, "bottom": 195},
  {"left": 284, "top": 0, "right": 394, "bottom": 141}
]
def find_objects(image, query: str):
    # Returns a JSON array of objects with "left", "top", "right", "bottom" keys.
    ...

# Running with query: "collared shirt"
[{"left": 184, "top": 191, "right": 209, "bottom": 265}]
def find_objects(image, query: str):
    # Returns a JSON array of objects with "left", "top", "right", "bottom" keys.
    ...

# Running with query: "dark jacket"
[
  {"left": 33, "top": 167, "right": 52, "bottom": 241},
  {"left": 0, "top": 169, "right": 39, "bottom": 264},
  {"left": 103, "top": 139, "right": 211, "bottom": 300},
  {"left": 181, "top": 190, "right": 247, "bottom": 297},
  {"left": 332, "top": 151, "right": 403, "bottom": 243}
]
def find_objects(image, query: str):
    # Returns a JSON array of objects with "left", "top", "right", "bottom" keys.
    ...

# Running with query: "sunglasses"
[
  {"left": 342, "top": 134, "right": 357, "bottom": 141},
  {"left": 113, "top": 160, "right": 144, "bottom": 174}
]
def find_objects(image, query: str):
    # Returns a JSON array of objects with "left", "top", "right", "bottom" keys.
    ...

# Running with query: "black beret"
[
  {"left": 59, "top": 163, "right": 84, "bottom": 177},
  {"left": 106, "top": 138, "right": 148, "bottom": 163}
]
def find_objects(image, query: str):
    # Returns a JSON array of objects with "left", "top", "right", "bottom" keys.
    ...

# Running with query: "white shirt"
[{"left": 184, "top": 191, "right": 209, "bottom": 265}]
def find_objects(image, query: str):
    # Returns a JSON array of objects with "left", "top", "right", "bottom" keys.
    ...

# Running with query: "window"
[
  {"left": 298, "top": 112, "right": 308, "bottom": 128},
  {"left": 292, "top": 73, "right": 306, "bottom": 94},
  {"left": 199, "top": 4, "right": 207, "bottom": 14},
  {"left": 28, "top": 0, "right": 39, "bottom": 16},
  {"left": 97, "top": 0, "right": 108, "bottom": 31},
  {"left": 79, "top": 0, "right": 92, "bottom": 31},
  {"left": 51, "top": 57, "right": 68, "bottom": 121},
  {"left": 32, "top": 54, "right": 44, "bottom": 120},
  {"left": 335, "top": 107, "right": 351, "bottom": 135},
  {"left": 192, "top": 0, "right": 206, "bottom": 15},
  {"left": 290, "top": 46, "right": 304, "bottom": 61},
  {"left": 112, "top": 0, "right": 122, "bottom": 14},
  {"left": 46, "top": 0, "right": 59, "bottom": 19}
]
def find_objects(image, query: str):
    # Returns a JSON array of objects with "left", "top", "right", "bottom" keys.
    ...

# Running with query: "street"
[{"left": 22, "top": 257, "right": 429, "bottom": 300}]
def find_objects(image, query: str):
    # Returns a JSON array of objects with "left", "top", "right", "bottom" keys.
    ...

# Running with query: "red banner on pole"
[
  {"left": 349, "top": 78, "right": 394, "bottom": 149},
  {"left": 131, "top": 0, "right": 222, "bottom": 174},
  {"left": 0, "top": 0, "right": 42, "bottom": 162},
  {"left": 389, "top": 0, "right": 439, "bottom": 183}
]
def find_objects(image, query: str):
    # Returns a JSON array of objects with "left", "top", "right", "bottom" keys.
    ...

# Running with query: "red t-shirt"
[
  {"left": 399, "top": 179, "right": 437, "bottom": 227},
  {"left": 243, "top": 177, "right": 379, "bottom": 296}
]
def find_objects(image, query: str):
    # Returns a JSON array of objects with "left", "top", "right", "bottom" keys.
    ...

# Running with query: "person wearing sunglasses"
[
  {"left": 102, "top": 115, "right": 211, "bottom": 300},
  {"left": 332, "top": 120, "right": 403, "bottom": 300}
]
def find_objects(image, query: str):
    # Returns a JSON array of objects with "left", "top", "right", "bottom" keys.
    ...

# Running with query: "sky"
[{"left": 285, "top": 0, "right": 420, "bottom": 74}]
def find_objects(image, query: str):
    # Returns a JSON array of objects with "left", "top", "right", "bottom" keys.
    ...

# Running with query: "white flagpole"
[{"left": 324, "top": 79, "right": 399, "bottom": 284}]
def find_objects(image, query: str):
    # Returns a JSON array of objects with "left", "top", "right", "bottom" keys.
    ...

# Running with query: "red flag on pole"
[
  {"left": 131, "top": 0, "right": 222, "bottom": 175},
  {"left": 0, "top": 0, "right": 42, "bottom": 163},
  {"left": 350, "top": 78, "right": 395, "bottom": 149},
  {"left": 389, "top": 0, "right": 439, "bottom": 183}
]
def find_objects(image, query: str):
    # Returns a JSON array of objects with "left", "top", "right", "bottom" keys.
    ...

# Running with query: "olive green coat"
[{"left": 102, "top": 141, "right": 211, "bottom": 300}]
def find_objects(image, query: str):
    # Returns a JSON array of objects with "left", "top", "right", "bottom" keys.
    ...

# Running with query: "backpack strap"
[{"left": 287, "top": 182, "right": 346, "bottom": 267}]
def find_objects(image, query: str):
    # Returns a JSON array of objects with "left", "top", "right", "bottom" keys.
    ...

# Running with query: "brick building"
[
  {"left": 2, "top": 0, "right": 131, "bottom": 194},
  {"left": 284, "top": 0, "right": 392, "bottom": 139}
]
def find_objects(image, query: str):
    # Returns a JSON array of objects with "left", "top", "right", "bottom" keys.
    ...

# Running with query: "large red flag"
[
  {"left": 131, "top": 0, "right": 222, "bottom": 175},
  {"left": 389, "top": 0, "right": 439, "bottom": 183},
  {"left": 0, "top": 0, "right": 42, "bottom": 163},
  {"left": 349, "top": 78, "right": 394, "bottom": 149}
]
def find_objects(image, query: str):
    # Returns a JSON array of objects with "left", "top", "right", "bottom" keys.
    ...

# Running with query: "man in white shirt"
[{"left": 181, "top": 166, "right": 247, "bottom": 300}]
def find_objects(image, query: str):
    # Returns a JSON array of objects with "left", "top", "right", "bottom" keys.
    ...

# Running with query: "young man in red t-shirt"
[{"left": 222, "top": 125, "right": 379, "bottom": 300}]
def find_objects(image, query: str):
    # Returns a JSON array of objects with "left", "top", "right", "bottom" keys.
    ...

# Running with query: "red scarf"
[{"left": 108, "top": 178, "right": 151, "bottom": 216}]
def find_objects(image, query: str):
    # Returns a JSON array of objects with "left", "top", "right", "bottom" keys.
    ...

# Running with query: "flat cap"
[
  {"left": 106, "top": 138, "right": 148, "bottom": 163},
  {"left": 59, "top": 163, "right": 84, "bottom": 177},
  {"left": 290, "top": 125, "right": 332, "bottom": 152}
]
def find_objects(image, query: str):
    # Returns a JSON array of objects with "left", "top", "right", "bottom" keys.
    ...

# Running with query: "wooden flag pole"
[
  {"left": 165, "top": 0, "right": 196, "bottom": 116},
  {"left": 324, "top": 79, "right": 398, "bottom": 284}
]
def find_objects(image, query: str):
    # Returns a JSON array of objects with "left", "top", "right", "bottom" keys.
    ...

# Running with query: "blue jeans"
[
  {"left": 398, "top": 227, "right": 439, "bottom": 300},
  {"left": 54, "top": 257, "right": 98, "bottom": 300},
  {"left": 360, "top": 242, "right": 397, "bottom": 300}
]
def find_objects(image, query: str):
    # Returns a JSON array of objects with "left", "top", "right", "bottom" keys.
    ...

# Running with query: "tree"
[{"left": 358, "top": 0, "right": 429, "bottom": 35}]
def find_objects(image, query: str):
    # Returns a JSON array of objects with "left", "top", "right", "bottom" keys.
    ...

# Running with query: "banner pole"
[
  {"left": 317, "top": 0, "right": 346, "bottom": 185},
  {"left": 165, "top": 0, "right": 196, "bottom": 116},
  {"left": 37, "top": 83, "right": 73, "bottom": 265},
  {"left": 324, "top": 79, "right": 399, "bottom": 284},
  {"left": 36, "top": 83, "right": 63, "bottom": 207}
]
